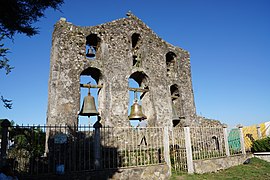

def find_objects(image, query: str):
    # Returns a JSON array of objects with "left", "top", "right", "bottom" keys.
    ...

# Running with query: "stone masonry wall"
[
  {"left": 47, "top": 13, "right": 196, "bottom": 128},
  {"left": 21, "top": 164, "right": 170, "bottom": 180},
  {"left": 193, "top": 154, "right": 253, "bottom": 174}
]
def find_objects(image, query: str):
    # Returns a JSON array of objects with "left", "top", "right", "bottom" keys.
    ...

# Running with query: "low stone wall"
[
  {"left": 193, "top": 154, "right": 253, "bottom": 174},
  {"left": 21, "top": 164, "right": 170, "bottom": 180},
  {"left": 110, "top": 164, "right": 170, "bottom": 180},
  {"left": 254, "top": 152, "right": 270, "bottom": 162}
]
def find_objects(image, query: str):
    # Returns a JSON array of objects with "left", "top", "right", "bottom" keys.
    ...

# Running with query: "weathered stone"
[
  {"left": 194, "top": 116, "right": 223, "bottom": 127},
  {"left": 193, "top": 154, "right": 253, "bottom": 174},
  {"left": 47, "top": 12, "right": 196, "bottom": 128}
]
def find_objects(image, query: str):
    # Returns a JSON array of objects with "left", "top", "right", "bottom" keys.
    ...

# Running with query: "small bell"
[
  {"left": 79, "top": 88, "right": 99, "bottom": 117},
  {"left": 86, "top": 47, "right": 95, "bottom": 58}
]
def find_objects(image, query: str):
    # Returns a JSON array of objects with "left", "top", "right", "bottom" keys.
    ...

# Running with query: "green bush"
[{"left": 251, "top": 136, "right": 270, "bottom": 152}]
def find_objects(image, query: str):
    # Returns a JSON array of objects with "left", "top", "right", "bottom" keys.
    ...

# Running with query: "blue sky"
[{"left": 0, "top": 0, "right": 269, "bottom": 127}]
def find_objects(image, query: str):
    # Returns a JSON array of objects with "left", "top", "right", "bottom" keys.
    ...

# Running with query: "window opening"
[
  {"left": 128, "top": 79, "right": 141, "bottom": 127},
  {"left": 86, "top": 34, "right": 101, "bottom": 59},
  {"left": 79, "top": 68, "right": 102, "bottom": 126},
  {"left": 131, "top": 33, "right": 140, "bottom": 48},
  {"left": 128, "top": 71, "right": 149, "bottom": 127},
  {"left": 79, "top": 76, "right": 98, "bottom": 126},
  {"left": 166, "top": 52, "right": 177, "bottom": 75},
  {"left": 170, "top": 84, "right": 181, "bottom": 127}
]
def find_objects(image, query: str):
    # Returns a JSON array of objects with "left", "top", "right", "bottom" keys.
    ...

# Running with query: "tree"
[
  {"left": 0, "top": 0, "right": 64, "bottom": 108},
  {"left": 0, "top": 35, "right": 13, "bottom": 75},
  {"left": 0, "top": 0, "right": 64, "bottom": 37}
]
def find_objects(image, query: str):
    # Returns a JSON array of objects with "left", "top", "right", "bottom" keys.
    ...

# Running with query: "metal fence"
[
  {"left": 190, "top": 126, "right": 226, "bottom": 160},
  {"left": 170, "top": 127, "right": 187, "bottom": 173},
  {"left": 3, "top": 125, "right": 165, "bottom": 175},
  {"left": 0, "top": 122, "right": 251, "bottom": 176},
  {"left": 100, "top": 127, "right": 165, "bottom": 168}
]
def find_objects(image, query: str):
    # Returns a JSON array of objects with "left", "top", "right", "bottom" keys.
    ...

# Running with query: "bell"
[
  {"left": 172, "top": 103, "right": 180, "bottom": 121},
  {"left": 86, "top": 47, "right": 95, "bottom": 58},
  {"left": 128, "top": 99, "right": 147, "bottom": 120},
  {"left": 79, "top": 91, "right": 99, "bottom": 117}
]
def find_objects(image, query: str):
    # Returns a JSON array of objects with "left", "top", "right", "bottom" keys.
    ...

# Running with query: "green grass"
[{"left": 171, "top": 157, "right": 270, "bottom": 180}]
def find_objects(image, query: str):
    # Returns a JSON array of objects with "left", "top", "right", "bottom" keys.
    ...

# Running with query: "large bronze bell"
[
  {"left": 128, "top": 99, "right": 147, "bottom": 120},
  {"left": 79, "top": 90, "right": 99, "bottom": 117},
  {"left": 86, "top": 47, "right": 95, "bottom": 58}
]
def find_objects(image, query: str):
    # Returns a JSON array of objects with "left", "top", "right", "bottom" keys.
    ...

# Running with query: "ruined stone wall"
[
  {"left": 21, "top": 164, "right": 170, "bottom": 180},
  {"left": 47, "top": 13, "right": 196, "bottom": 127},
  {"left": 193, "top": 154, "right": 253, "bottom": 174},
  {"left": 193, "top": 116, "right": 223, "bottom": 127}
]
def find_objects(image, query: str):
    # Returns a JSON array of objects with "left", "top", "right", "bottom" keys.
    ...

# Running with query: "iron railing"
[
  {"left": 5, "top": 125, "right": 165, "bottom": 175},
  {"left": 170, "top": 127, "right": 187, "bottom": 173},
  {"left": 190, "top": 126, "right": 226, "bottom": 160},
  {"left": 0, "top": 123, "right": 251, "bottom": 176}
]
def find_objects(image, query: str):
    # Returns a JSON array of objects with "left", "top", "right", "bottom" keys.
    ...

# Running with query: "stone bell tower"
[{"left": 46, "top": 12, "right": 196, "bottom": 128}]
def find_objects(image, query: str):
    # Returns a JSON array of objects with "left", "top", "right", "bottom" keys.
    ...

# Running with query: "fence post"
[
  {"left": 238, "top": 124, "right": 246, "bottom": 155},
  {"left": 0, "top": 119, "right": 11, "bottom": 167},
  {"left": 163, "top": 126, "right": 171, "bottom": 176},
  {"left": 184, "top": 124, "right": 194, "bottom": 174},
  {"left": 93, "top": 120, "right": 102, "bottom": 169},
  {"left": 256, "top": 124, "right": 262, "bottom": 139},
  {"left": 222, "top": 124, "right": 230, "bottom": 157}
]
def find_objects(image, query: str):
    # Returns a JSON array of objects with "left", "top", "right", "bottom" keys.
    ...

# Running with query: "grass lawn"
[{"left": 171, "top": 157, "right": 270, "bottom": 180}]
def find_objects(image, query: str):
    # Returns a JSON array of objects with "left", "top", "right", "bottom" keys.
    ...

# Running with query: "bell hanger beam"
[
  {"left": 128, "top": 87, "right": 149, "bottom": 93},
  {"left": 129, "top": 87, "right": 149, "bottom": 100},
  {"left": 80, "top": 83, "right": 103, "bottom": 89},
  {"left": 171, "top": 95, "right": 179, "bottom": 100}
]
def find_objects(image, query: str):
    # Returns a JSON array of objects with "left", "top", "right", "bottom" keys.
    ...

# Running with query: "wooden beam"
[
  {"left": 171, "top": 95, "right": 179, "bottom": 99},
  {"left": 128, "top": 87, "right": 149, "bottom": 92},
  {"left": 80, "top": 84, "right": 103, "bottom": 89}
]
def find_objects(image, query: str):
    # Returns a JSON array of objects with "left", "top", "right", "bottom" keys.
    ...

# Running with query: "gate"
[{"left": 169, "top": 127, "right": 188, "bottom": 174}]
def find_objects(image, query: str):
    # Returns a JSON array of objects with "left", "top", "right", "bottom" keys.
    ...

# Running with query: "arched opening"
[
  {"left": 212, "top": 136, "right": 220, "bottom": 150},
  {"left": 86, "top": 34, "right": 101, "bottom": 59},
  {"left": 129, "top": 71, "right": 148, "bottom": 87},
  {"left": 170, "top": 84, "right": 180, "bottom": 97},
  {"left": 166, "top": 52, "right": 177, "bottom": 76},
  {"left": 128, "top": 71, "right": 149, "bottom": 127},
  {"left": 170, "top": 84, "right": 184, "bottom": 127},
  {"left": 131, "top": 33, "right": 141, "bottom": 48},
  {"left": 79, "top": 67, "right": 102, "bottom": 126}
]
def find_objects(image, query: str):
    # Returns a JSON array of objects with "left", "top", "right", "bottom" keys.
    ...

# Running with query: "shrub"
[{"left": 251, "top": 137, "right": 270, "bottom": 152}]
